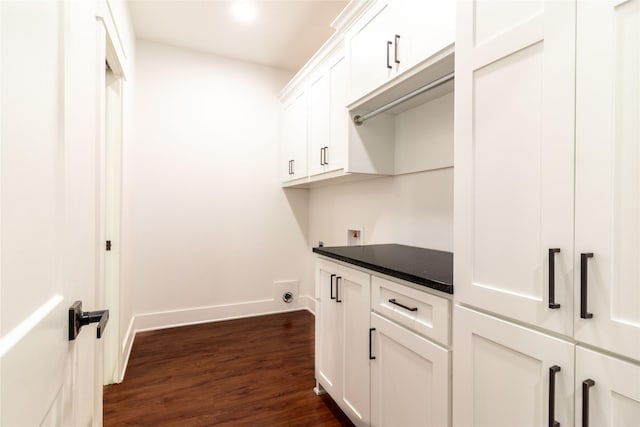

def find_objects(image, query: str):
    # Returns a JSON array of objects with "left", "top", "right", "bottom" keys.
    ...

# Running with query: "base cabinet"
[
  {"left": 315, "top": 260, "right": 371, "bottom": 426},
  {"left": 453, "top": 305, "right": 574, "bottom": 427},
  {"left": 370, "top": 313, "right": 449, "bottom": 427},
  {"left": 576, "top": 346, "right": 640, "bottom": 427},
  {"left": 316, "top": 258, "right": 452, "bottom": 426}
]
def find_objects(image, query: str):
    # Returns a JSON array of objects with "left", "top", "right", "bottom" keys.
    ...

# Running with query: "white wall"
[
  {"left": 123, "top": 40, "right": 310, "bottom": 333},
  {"left": 308, "top": 167, "right": 453, "bottom": 253}
]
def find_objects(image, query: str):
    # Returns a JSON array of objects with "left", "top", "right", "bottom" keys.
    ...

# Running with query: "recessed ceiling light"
[{"left": 231, "top": 1, "right": 258, "bottom": 24}]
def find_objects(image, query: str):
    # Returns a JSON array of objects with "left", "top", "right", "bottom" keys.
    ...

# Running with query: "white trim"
[
  {"left": 96, "top": 0, "right": 128, "bottom": 80},
  {"left": 118, "top": 296, "right": 317, "bottom": 377},
  {"left": 118, "top": 316, "right": 135, "bottom": 382},
  {"left": 134, "top": 298, "right": 307, "bottom": 332},
  {"left": 278, "top": 0, "right": 373, "bottom": 100}
]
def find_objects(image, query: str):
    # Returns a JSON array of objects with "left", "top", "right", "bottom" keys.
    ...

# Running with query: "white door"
[
  {"left": 1, "top": 1, "right": 104, "bottom": 425},
  {"left": 453, "top": 305, "right": 575, "bottom": 427},
  {"left": 575, "top": 346, "right": 640, "bottom": 427},
  {"left": 454, "top": 0, "right": 576, "bottom": 335},
  {"left": 338, "top": 265, "right": 370, "bottom": 426},
  {"left": 315, "top": 261, "right": 341, "bottom": 397},
  {"left": 370, "top": 313, "right": 449, "bottom": 427},
  {"left": 574, "top": 0, "right": 640, "bottom": 362}
]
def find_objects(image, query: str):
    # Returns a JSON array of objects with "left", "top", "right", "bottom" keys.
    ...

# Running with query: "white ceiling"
[{"left": 127, "top": 0, "right": 349, "bottom": 72}]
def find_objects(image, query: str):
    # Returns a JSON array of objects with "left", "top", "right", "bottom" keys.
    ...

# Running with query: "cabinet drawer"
[{"left": 372, "top": 276, "right": 450, "bottom": 345}]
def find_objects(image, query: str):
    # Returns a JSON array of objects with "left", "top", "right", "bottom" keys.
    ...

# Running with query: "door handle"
[
  {"left": 548, "top": 248, "right": 561, "bottom": 309},
  {"left": 330, "top": 274, "right": 336, "bottom": 300},
  {"left": 549, "top": 365, "right": 561, "bottom": 427},
  {"left": 369, "top": 328, "right": 376, "bottom": 360},
  {"left": 388, "top": 298, "right": 418, "bottom": 312},
  {"left": 582, "top": 379, "right": 595, "bottom": 427},
  {"left": 394, "top": 34, "right": 400, "bottom": 64},
  {"left": 386, "top": 41, "right": 392, "bottom": 69},
  {"left": 336, "top": 276, "right": 342, "bottom": 303},
  {"left": 580, "top": 253, "right": 594, "bottom": 319},
  {"left": 68, "top": 301, "right": 109, "bottom": 340}
]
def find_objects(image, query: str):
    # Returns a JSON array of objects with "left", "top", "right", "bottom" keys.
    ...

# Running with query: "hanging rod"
[{"left": 353, "top": 72, "right": 455, "bottom": 126}]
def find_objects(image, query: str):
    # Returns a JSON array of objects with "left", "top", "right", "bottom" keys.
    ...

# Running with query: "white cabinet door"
[
  {"left": 574, "top": 0, "right": 640, "bottom": 362},
  {"left": 392, "top": 0, "right": 455, "bottom": 74},
  {"left": 348, "top": 1, "right": 394, "bottom": 103},
  {"left": 315, "top": 260, "right": 371, "bottom": 426},
  {"left": 575, "top": 346, "right": 640, "bottom": 427},
  {"left": 327, "top": 55, "right": 347, "bottom": 172},
  {"left": 453, "top": 305, "right": 574, "bottom": 427},
  {"left": 282, "top": 89, "right": 308, "bottom": 182},
  {"left": 370, "top": 313, "right": 449, "bottom": 427},
  {"left": 309, "top": 72, "right": 330, "bottom": 177},
  {"left": 454, "top": 0, "right": 576, "bottom": 335},
  {"left": 315, "top": 261, "right": 341, "bottom": 397},
  {"left": 338, "top": 265, "right": 371, "bottom": 426},
  {"left": 281, "top": 101, "right": 295, "bottom": 181},
  {"left": 309, "top": 52, "right": 347, "bottom": 177}
]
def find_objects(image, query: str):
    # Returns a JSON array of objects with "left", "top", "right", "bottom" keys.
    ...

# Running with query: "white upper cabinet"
[
  {"left": 347, "top": 0, "right": 455, "bottom": 104},
  {"left": 574, "top": 0, "right": 640, "bottom": 363},
  {"left": 454, "top": 0, "right": 576, "bottom": 336},
  {"left": 348, "top": 1, "right": 395, "bottom": 104},
  {"left": 281, "top": 89, "right": 308, "bottom": 182},
  {"left": 309, "top": 53, "right": 347, "bottom": 177}
]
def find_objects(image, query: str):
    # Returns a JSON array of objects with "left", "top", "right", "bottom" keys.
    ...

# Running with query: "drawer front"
[{"left": 372, "top": 276, "right": 450, "bottom": 345}]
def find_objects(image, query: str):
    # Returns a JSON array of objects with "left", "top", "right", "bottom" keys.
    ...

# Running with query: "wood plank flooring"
[{"left": 104, "top": 310, "right": 354, "bottom": 426}]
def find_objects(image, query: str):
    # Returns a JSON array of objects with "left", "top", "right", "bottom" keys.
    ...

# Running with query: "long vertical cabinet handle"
[
  {"left": 291, "top": 159, "right": 295, "bottom": 176},
  {"left": 394, "top": 35, "right": 400, "bottom": 64},
  {"left": 386, "top": 41, "right": 392, "bottom": 69},
  {"left": 323, "top": 146, "right": 328, "bottom": 165},
  {"left": 335, "top": 276, "right": 342, "bottom": 303},
  {"left": 582, "top": 379, "right": 595, "bottom": 427},
  {"left": 549, "top": 249, "right": 561, "bottom": 309},
  {"left": 330, "top": 274, "right": 336, "bottom": 300},
  {"left": 369, "top": 328, "right": 376, "bottom": 360},
  {"left": 580, "top": 253, "right": 594, "bottom": 319},
  {"left": 549, "top": 365, "right": 561, "bottom": 427}
]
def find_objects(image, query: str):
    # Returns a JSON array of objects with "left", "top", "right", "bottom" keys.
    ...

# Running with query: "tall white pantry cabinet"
[{"left": 454, "top": 0, "right": 640, "bottom": 426}]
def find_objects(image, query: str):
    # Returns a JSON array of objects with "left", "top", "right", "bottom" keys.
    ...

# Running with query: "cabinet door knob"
[
  {"left": 386, "top": 41, "right": 393, "bottom": 69},
  {"left": 580, "top": 253, "right": 594, "bottom": 319},
  {"left": 548, "top": 248, "right": 561, "bottom": 309},
  {"left": 582, "top": 379, "right": 595, "bottom": 427},
  {"left": 549, "top": 365, "right": 561, "bottom": 427}
]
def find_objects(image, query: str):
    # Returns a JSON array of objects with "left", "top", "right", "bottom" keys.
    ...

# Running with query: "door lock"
[{"left": 68, "top": 301, "right": 109, "bottom": 340}]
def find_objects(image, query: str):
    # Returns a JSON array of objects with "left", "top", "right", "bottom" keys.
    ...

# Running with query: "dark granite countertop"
[{"left": 312, "top": 244, "right": 453, "bottom": 294}]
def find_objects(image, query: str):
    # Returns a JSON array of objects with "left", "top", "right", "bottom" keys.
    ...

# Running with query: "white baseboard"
[
  {"left": 119, "top": 316, "right": 136, "bottom": 382},
  {"left": 118, "top": 295, "right": 317, "bottom": 378}
]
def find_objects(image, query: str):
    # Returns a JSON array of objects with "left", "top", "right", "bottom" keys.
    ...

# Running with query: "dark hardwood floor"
[{"left": 104, "top": 310, "right": 354, "bottom": 427}]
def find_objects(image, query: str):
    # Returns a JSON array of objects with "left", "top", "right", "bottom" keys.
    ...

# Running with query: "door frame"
[{"left": 96, "top": 0, "right": 127, "bottom": 391}]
